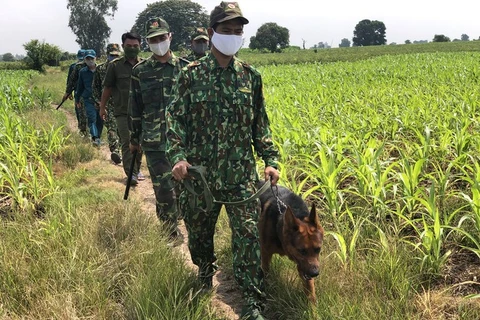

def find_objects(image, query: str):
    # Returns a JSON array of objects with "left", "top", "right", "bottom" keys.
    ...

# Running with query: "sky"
[{"left": 1, "top": 0, "right": 478, "bottom": 55}]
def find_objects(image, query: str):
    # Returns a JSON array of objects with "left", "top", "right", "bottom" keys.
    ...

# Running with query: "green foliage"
[
  {"left": 23, "top": 40, "right": 62, "bottom": 71},
  {"left": 249, "top": 22, "right": 289, "bottom": 53},
  {"left": 353, "top": 19, "right": 387, "bottom": 46},
  {"left": 2, "top": 53, "right": 15, "bottom": 62},
  {"left": 66, "top": 0, "right": 118, "bottom": 55},
  {"left": 433, "top": 34, "right": 451, "bottom": 42},
  {"left": 131, "top": 0, "right": 209, "bottom": 51},
  {"left": 339, "top": 38, "right": 351, "bottom": 47}
]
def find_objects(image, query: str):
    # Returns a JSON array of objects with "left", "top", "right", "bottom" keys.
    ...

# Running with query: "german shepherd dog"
[{"left": 257, "top": 182, "right": 324, "bottom": 303}]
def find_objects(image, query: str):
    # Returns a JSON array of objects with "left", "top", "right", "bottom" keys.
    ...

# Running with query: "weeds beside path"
[{"left": 59, "top": 105, "right": 242, "bottom": 320}]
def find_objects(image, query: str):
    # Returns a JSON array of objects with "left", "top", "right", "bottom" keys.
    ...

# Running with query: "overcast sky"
[{"left": 1, "top": 0, "right": 478, "bottom": 55}]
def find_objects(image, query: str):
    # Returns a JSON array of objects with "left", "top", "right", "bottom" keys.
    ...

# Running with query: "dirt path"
[{"left": 60, "top": 107, "right": 242, "bottom": 320}]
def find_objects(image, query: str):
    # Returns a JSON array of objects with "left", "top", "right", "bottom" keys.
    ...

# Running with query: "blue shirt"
[{"left": 75, "top": 66, "right": 96, "bottom": 103}]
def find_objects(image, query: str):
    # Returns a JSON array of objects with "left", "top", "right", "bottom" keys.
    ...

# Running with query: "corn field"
[
  {"left": 0, "top": 70, "right": 66, "bottom": 215},
  {"left": 262, "top": 51, "right": 480, "bottom": 279}
]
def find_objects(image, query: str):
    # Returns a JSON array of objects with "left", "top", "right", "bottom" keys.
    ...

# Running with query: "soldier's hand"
[
  {"left": 62, "top": 93, "right": 70, "bottom": 101},
  {"left": 68, "top": 95, "right": 73, "bottom": 100},
  {"left": 129, "top": 143, "right": 141, "bottom": 154},
  {"left": 75, "top": 102, "right": 81, "bottom": 109},
  {"left": 172, "top": 160, "right": 191, "bottom": 181},
  {"left": 264, "top": 166, "right": 279, "bottom": 186},
  {"left": 99, "top": 106, "right": 107, "bottom": 121}
]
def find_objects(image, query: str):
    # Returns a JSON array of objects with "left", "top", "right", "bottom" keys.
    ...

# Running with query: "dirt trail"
[{"left": 60, "top": 107, "right": 242, "bottom": 320}]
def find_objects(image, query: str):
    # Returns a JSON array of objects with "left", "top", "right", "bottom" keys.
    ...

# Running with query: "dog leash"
[
  {"left": 270, "top": 183, "right": 287, "bottom": 214},
  {"left": 183, "top": 165, "right": 272, "bottom": 212}
]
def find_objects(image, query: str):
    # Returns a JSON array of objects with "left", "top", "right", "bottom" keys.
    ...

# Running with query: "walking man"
[
  {"left": 129, "top": 17, "right": 189, "bottom": 238},
  {"left": 100, "top": 33, "right": 144, "bottom": 185},
  {"left": 76, "top": 49, "right": 103, "bottom": 146},
  {"left": 93, "top": 43, "right": 122, "bottom": 164},
  {"left": 166, "top": 2, "right": 279, "bottom": 319}
]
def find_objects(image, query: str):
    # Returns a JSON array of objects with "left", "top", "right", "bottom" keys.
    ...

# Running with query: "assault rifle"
[{"left": 56, "top": 93, "right": 72, "bottom": 110}]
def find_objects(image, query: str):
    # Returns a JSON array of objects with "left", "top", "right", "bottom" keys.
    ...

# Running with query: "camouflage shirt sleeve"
[
  {"left": 92, "top": 64, "right": 103, "bottom": 103},
  {"left": 128, "top": 66, "right": 143, "bottom": 146},
  {"left": 166, "top": 66, "right": 191, "bottom": 165},
  {"left": 75, "top": 69, "right": 85, "bottom": 103},
  {"left": 252, "top": 72, "right": 279, "bottom": 169},
  {"left": 66, "top": 65, "right": 79, "bottom": 95}
]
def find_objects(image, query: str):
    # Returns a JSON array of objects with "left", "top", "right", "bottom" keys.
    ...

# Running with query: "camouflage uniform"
[
  {"left": 166, "top": 52, "right": 279, "bottom": 311},
  {"left": 185, "top": 27, "right": 209, "bottom": 62},
  {"left": 93, "top": 44, "right": 121, "bottom": 154},
  {"left": 66, "top": 61, "right": 88, "bottom": 134},
  {"left": 129, "top": 18, "right": 188, "bottom": 225}
]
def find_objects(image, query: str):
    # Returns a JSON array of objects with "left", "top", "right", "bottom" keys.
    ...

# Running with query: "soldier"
[
  {"left": 63, "top": 50, "right": 88, "bottom": 136},
  {"left": 76, "top": 49, "right": 103, "bottom": 146},
  {"left": 129, "top": 17, "right": 189, "bottom": 239},
  {"left": 185, "top": 27, "right": 209, "bottom": 61},
  {"left": 100, "top": 33, "right": 144, "bottom": 185},
  {"left": 166, "top": 2, "right": 279, "bottom": 319},
  {"left": 93, "top": 43, "right": 122, "bottom": 164}
]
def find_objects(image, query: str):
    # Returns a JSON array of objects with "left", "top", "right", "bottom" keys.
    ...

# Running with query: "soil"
[{"left": 60, "top": 107, "right": 242, "bottom": 320}]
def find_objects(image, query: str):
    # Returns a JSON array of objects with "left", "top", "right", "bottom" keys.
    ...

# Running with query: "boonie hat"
[
  {"left": 84, "top": 49, "right": 96, "bottom": 58},
  {"left": 145, "top": 17, "right": 170, "bottom": 39},
  {"left": 209, "top": 2, "right": 249, "bottom": 28},
  {"left": 106, "top": 43, "right": 121, "bottom": 55},
  {"left": 192, "top": 27, "right": 209, "bottom": 41}
]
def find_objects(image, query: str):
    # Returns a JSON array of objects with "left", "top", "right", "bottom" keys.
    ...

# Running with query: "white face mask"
[
  {"left": 149, "top": 39, "right": 170, "bottom": 56},
  {"left": 211, "top": 31, "right": 243, "bottom": 56}
]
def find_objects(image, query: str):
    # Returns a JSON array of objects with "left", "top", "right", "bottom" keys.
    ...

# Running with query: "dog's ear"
[
  {"left": 284, "top": 206, "right": 300, "bottom": 231},
  {"left": 309, "top": 202, "right": 320, "bottom": 227}
]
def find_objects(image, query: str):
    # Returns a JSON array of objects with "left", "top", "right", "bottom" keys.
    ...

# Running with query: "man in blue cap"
[{"left": 76, "top": 49, "right": 104, "bottom": 146}]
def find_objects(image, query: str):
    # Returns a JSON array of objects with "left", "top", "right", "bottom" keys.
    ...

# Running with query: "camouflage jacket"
[
  {"left": 65, "top": 61, "right": 86, "bottom": 95},
  {"left": 129, "top": 53, "right": 189, "bottom": 151},
  {"left": 166, "top": 53, "right": 279, "bottom": 191},
  {"left": 92, "top": 60, "right": 113, "bottom": 107}
]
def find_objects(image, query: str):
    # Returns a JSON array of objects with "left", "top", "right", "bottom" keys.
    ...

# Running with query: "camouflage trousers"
[
  {"left": 115, "top": 115, "right": 141, "bottom": 178},
  {"left": 74, "top": 98, "right": 87, "bottom": 132},
  {"left": 104, "top": 103, "right": 120, "bottom": 153},
  {"left": 144, "top": 151, "right": 178, "bottom": 223},
  {"left": 180, "top": 184, "right": 265, "bottom": 310}
]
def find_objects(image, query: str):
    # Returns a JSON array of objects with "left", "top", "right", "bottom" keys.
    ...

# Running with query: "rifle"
[
  {"left": 56, "top": 94, "right": 72, "bottom": 110},
  {"left": 123, "top": 149, "right": 138, "bottom": 200}
]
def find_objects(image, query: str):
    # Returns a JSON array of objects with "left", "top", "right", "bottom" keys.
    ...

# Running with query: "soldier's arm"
[
  {"left": 252, "top": 74, "right": 279, "bottom": 169},
  {"left": 166, "top": 67, "right": 191, "bottom": 165},
  {"left": 92, "top": 66, "right": 102, "bottom": 103},
  {"left": 75, "top": 70, "right": 84, "bottom": 104},
  {"left": 128, "top": 69, "right": 144, "bottom": 146},
  {"left": 100, "top": 63, "right": 115, "bottom": 109},
  {"left": 66, "top": 66, "right": 79, "bottom": 95}
]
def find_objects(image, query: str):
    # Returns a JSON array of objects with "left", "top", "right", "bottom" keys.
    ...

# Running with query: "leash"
[
  {"left": 270, "top": 183, "right": 287, "bottom": 214},
  {"left": 183, "top": 165, "right": 272, "bottom": 212}
]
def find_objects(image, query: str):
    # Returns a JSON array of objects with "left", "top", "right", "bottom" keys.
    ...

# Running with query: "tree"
[
  {"left": 405, "top": 40, "right": 412, "bottom": 44},
  {"left": 249, "top": 22, "right": 289, "bottom": 53},
  {"left": 352, "top": 19, "right": 387, "bottom": 46},
  {"left": 67, "top": 0, "right": 118, "bottom": 56},
  {"left": 2, "top": 53, "right": 15, "bottom": 62},
  {"left": 432, "top": 34, "right": 450, "bottom": 42},
  {"left": 23, "top": 40, "right": 62, "bottom": 71},
  {"left": 461, "top": 34, "right": 469, "bottom": 41},
  {"left": 131, "top": 0, "right": 208, "bottom": 51},
  {"left": 338, "top": 38, "right": 351, "bottom": 47}
]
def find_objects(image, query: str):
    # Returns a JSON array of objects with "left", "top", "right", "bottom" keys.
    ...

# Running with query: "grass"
[{"left": 3, "top": 41, "right": 480, "bottom": 319}]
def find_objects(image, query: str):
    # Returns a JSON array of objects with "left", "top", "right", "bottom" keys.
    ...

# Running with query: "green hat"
[
  {"left": 106, "top": 43, "right": 121, "bottom": 55},
  {"left": 209, "top": 2, "right": 249, "bottom": 28},
  {"left": 145, "top": 17, "right": 170, "bottom": 39},
  {"left": 192, "top": 27, "right": 209, "bottom": 41}
]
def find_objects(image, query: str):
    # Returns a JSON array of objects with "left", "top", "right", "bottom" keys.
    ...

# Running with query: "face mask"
[
  {"left": 149, "top": 40, "right": 170, "bottom": 56},
  {"left": 211, "top": 31, "right": 243, "bottom": 56},
  {"left": 107, "top": 54, "right": 118, "bottom": 61},
  {"left": 124, "top": 47, "right": 140, "bottom": 59},
  {"left": 192, "top": 42, "right": 209, "bottom": 55},
  {"left": 85, "top": 60, "right": 95, "bottom": 68}
]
